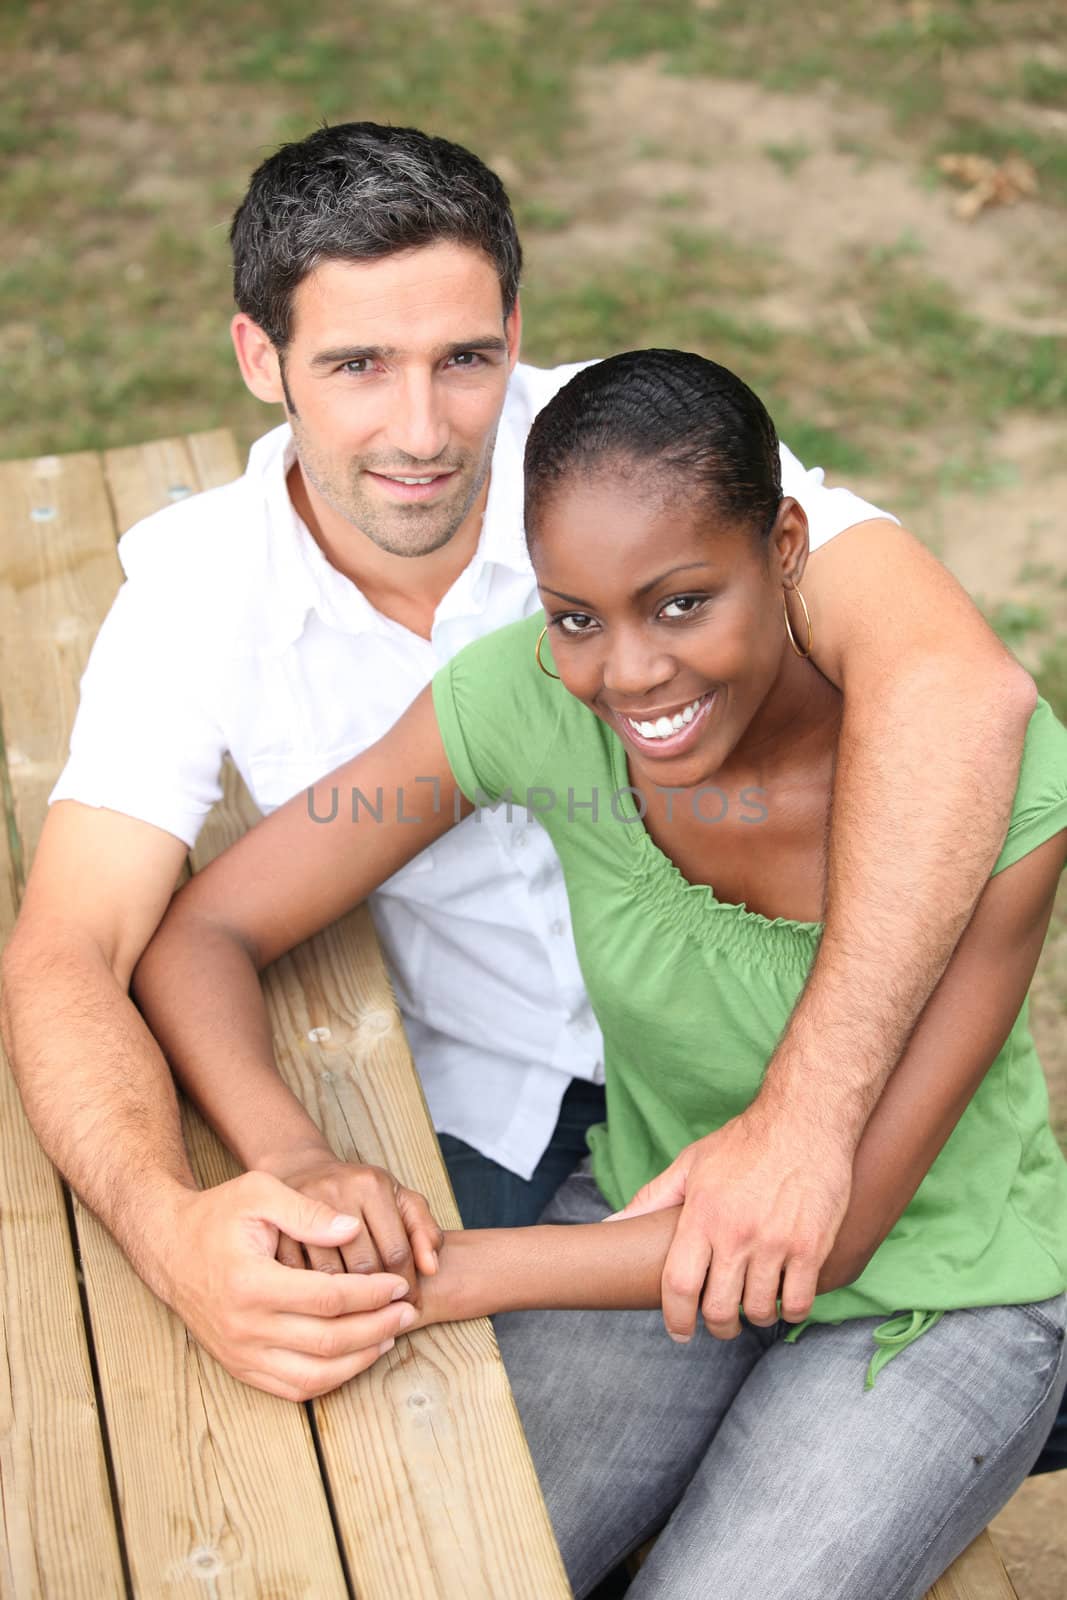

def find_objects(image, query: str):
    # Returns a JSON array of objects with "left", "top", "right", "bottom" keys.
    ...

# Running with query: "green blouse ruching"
[{"left": 432, "top": 613, "right": 1067, "bottom": 1381}]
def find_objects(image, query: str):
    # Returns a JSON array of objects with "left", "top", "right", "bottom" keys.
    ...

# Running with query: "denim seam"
[
  {"left": 1014, "top": 1301, "right": 1066, "bottom": 1339},
  {"left": 883, "top": 1330, "right": 1067, "bottom": 1600}
]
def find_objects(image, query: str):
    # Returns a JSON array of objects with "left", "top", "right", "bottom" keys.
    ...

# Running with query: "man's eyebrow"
[
  {"left": 310, "top": 336, "right": 509, "bottom": 371},
  {"left": 541, "top": 564, "right": 716, "bottom": 608}
]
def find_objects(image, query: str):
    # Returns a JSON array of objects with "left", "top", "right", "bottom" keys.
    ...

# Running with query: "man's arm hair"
[
  {"left": 0, "top": 802, "right": 196, "bottom": 1301},
  {"left": 757, "top": 518, "right": 1036, "bottom": 1145}
]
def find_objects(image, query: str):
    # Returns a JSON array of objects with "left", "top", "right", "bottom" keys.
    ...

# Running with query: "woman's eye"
[
  {"left": 660, "top": 595, "right": 707, "bottom": 620},
  {"left": 557, "top": 613, "right": 597, "bottom": 635}
]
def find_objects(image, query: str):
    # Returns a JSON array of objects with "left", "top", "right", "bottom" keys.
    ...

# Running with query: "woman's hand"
[{"left": 262, "top": 1144, "right": 443, "bottom": 1295}]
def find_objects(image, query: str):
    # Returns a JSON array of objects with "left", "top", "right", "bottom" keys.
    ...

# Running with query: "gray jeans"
[{"left": 496, "top": 1167, "right": 1067, "bottom": 1600}]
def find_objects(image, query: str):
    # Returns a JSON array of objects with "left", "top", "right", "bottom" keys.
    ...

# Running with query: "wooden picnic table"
[{"left": 0, "top": 431, "right": 1018, "bottom": 1598}]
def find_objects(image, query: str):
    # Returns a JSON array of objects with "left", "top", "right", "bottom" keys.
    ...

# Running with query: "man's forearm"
[
  {"left": 0, "top": 930, "right": 196, "bottom": 1303},
  {"left": 759, "top": 652, "right": 1034, "bottom": 1146}
]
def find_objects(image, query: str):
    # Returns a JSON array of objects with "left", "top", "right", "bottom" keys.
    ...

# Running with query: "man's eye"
[
  {"left": 340, "top": 358, "right": 372, "bottom": 375},
  {"left": 557, "top": 613, "right": 597, "bottom": 636},
  {"left": 660, "top": 595, "right": 707, "bottom": 620},
  {"left": 448, "top": 352, "right": 483, "bottom": 368}
]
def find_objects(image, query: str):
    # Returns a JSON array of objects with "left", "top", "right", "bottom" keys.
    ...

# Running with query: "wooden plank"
[
  {"left": 194, "top": 733, "right": 571, "bottom": 1600},
  {"left": 0, "top": 451, "right": 125, "bottom": 857},
  {"left": 0, "top": 444, "right": 348, "bottom": 1597},
  {"left": 102, "top": 430, "right": 240, "bottom": 537},
  {"left": 0, "top": 810, "right": 127, "bottom": 1598},
  {"left": 928, "top": 1531, "right": 1020, "bottom": 1600}
]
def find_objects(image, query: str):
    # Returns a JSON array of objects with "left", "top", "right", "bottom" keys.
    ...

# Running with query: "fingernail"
[
  {"left": 379, "top": 1338, "right": 395, "bottom": 1354},
  {"left": 390, "top": 1281, "right": 409, "bottom": 1301},
  {"left": 397, "top": 1305, "right": 418, "bottom": 1330},
  {"left": 668, "top": 1331, "right": 692, "bottom": 1345},
  {"left": 329, "top": 1213, "right": 359, "bottom": 1235},
  {"left": 602, "top": 1212, "right": 622, "bottom": 1223}
]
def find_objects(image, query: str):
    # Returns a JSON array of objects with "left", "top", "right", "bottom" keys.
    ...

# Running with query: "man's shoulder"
[
  {"left": 506, "top": 359, "right": 597, "bottom": 430},
  {"left": 116, "top": 426, "right": 283, "bottom": 585},
  {"left": 112, "top": 426, "right": 298, "bottom": 652}
]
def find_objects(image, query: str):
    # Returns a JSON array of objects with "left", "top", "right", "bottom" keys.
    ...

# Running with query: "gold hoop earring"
[
  {"left": 535, "top": 625, "right": 560, "bottom": 680},
  {"left": 782, "top": 583, "right": 813, "bottom": 658}
]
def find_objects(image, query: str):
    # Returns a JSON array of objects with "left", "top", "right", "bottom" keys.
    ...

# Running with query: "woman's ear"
[{"left": 771, "top": 497, "right": 811, "bottom": 587}]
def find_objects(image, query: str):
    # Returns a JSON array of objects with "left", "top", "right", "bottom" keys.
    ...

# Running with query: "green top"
[{"left": 433, "top": 613, "right": 1067, "bottom": 1361}]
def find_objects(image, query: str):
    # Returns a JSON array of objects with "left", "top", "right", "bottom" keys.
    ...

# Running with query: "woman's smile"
[{"left": 605, "top": 689, "right": 718, "bottom": 759}]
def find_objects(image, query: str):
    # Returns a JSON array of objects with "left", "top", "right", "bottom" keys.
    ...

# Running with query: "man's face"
[{"left": 275, "top": 243, "right": 519, "bottom": 558}]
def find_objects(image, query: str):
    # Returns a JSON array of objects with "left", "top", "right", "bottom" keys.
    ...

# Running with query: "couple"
[{"left": 3, "top": 123, "right": 1065, "bottom": 1597}]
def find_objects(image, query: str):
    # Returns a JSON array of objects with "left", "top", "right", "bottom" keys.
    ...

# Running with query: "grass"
[
  {"left": 763, "top": 141, "right": 812, "bottom": 176},
  {"left": 2, "top": 0, "right": 1064, "bottom": 464}
]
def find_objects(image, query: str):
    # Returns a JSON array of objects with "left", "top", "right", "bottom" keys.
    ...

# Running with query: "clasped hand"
[
  {"left": 611, "top": 1106, "right": 852, "bottom": 1341},
  {"left": 164, "top": 1156, "right": 442, "bottom": 1402}
]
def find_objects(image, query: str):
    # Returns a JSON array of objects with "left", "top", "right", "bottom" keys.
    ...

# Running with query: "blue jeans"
[
  {"left": 497, "top": 1167, "right": 1067, "bottom": 1600},
  {"left": 438, "top": 1078, "right": 607, "bottom": 1229}
]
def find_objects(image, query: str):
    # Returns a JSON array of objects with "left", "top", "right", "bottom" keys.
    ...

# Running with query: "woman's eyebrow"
[
  {"left": 633, "top": 562, "right": 716, "bottom": 597},
  {"left": 541, "top": 564, "right": 716, "bottom": 608}
]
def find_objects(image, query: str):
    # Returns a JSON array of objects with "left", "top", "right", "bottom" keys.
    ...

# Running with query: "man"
[{"left": 0, "top": 123, "right": 1042, "bottom": 1405}]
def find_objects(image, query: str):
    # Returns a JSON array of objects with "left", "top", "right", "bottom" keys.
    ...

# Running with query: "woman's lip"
[{"left": 611, "top": 692, "right": 717, "bottom": 757}]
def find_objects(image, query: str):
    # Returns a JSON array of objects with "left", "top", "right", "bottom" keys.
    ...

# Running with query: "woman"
[{"left": 136, "top": 351, "right": 1067, "bottom": 1599}]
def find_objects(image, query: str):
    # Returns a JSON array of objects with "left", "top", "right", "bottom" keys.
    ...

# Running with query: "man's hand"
[
  {"left": 262, "top": 1146, "right": 443, "bottom": 1291},
  {"left": 609, "top": 1106, "right": 852, "bottom": 1341},
  {"left": 160, "top": 1170, "right": 423, "bottom": 1400}
]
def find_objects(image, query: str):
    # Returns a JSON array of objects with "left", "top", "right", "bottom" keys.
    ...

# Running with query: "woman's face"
[{"left": 532, "top": 466, "right": 809, "bottom": 788}]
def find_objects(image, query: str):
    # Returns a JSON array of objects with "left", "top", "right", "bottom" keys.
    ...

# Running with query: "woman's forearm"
[
  {"left": 412, "top": 1208, "right": 857, "bottom": 1332},
  {"left": 132, "top": 914, "right": 331, "bottom": 1174}
]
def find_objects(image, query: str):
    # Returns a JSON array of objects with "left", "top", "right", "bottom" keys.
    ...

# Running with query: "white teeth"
[
  {"left": 626, "top": 695, "right": 707, "bottom": 741},
  {"left": 386, "top": 475, "right": 436, "bottom": 485}
]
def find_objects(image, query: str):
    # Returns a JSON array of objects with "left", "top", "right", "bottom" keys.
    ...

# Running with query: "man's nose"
[{"left": 385, "top": 370, "right": 450, "bottom": 463}]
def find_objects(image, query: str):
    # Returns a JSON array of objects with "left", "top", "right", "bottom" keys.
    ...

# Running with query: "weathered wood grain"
[
  {"left": 0, "top": 808, "right": 126, "bottom": 1598},
  {"left": 194, "top": 748, "right": 570, "bottom": 1600},
  {"left": 0, "top": 445, "right": 347, "bottom": 1597},
  {"left": 929, "top": 1531, "right": 1020, "bottom": 1600}
]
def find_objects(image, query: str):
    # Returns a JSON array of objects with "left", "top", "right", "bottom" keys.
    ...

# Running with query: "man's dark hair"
[
  {"left": 524, "top": 349, "right": 783, "bottom": 543},
  {"left": 230, "top": 121, "right": 523, "bottom": 347}
]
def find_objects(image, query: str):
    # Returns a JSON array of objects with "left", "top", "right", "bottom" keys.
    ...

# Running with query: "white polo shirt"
[{"left": 51, "top": 361, "right": 890, "bottom": 1178}]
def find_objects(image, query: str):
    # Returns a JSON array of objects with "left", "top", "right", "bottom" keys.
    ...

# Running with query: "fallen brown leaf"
[{"left": 937, "top": 152, "right": 1039, "bottom": 221}]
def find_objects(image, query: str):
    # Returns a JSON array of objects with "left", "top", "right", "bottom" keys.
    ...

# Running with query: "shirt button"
[{"left": 550, "top": 918, "right": 567, "bottom": 937}]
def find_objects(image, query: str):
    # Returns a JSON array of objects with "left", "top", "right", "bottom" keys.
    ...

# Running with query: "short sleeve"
[
  {"left": 432, "top": 616, "right": 561, "bottom": 807},
  {"left": 49, "top": 579, "right": 226, "bottom": 847},
  {"left": 778, "top": 441, "right": 897, "bottom": 554},
  {"left": 991, "top": 698, "right": 1067, "bottom": 877}
]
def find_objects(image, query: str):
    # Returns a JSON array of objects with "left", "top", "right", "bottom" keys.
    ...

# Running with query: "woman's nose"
[{"left": 601, "top": 632, "right": 674, "bottom": 700}]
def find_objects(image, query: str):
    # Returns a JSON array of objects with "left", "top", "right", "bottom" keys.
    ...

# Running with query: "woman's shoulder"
[
  {"left": 432, "top": 612, "right": 595, "bottom": 804},
  {"left": 992, "top": 696, "right": 1067, "bottom": 877}
]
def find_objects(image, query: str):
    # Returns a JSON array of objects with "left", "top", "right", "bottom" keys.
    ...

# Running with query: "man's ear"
[
  {"left": 505, "top": 293, "right": 523, "bottom": 373},
  {"left": 772, "top": 497, "right": 811, "bottom": 587},
  {"left": 231, "top": 314, "right": 286, "bottom": 405}
]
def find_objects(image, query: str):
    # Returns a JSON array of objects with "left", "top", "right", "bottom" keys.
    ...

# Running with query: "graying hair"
[{"left": 230, "top": 122, "right": 523, "bottom": 347}]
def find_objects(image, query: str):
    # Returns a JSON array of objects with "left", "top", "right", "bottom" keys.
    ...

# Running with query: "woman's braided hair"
[{"left": 523, "top": 349, "right": 783, "bottom": 544}]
